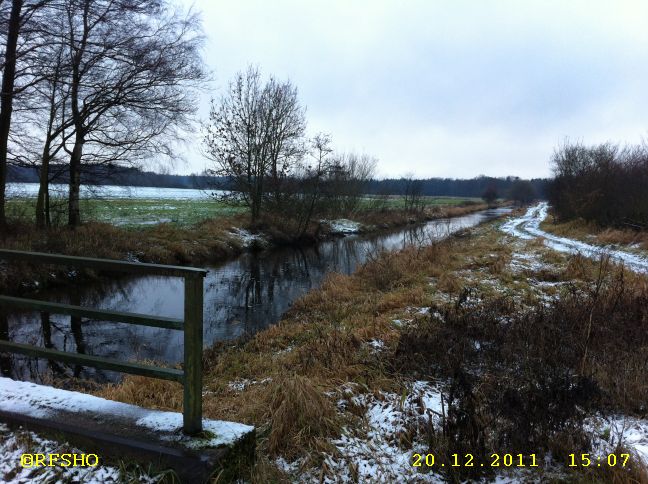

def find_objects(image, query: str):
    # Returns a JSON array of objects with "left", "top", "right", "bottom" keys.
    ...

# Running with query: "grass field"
[
  {"left": 6, "top": 195, "right": 477, "bottom": 227},
  {"left": 6, "top": 197, "right": 247, "bottom": 227}
]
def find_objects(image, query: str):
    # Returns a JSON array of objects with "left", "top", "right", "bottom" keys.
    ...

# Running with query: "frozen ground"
[{"left": 502, "top": 202, "right": 648, "bottom": 274}]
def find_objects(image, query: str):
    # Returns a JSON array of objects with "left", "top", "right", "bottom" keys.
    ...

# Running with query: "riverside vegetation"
[{"left": 0, "top": 195, "right": 486, "bottom": 295}]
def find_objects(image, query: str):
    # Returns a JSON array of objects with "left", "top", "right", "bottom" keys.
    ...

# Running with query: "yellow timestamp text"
[
  {"left": 568, "top": 453, "right": 630, "bottom": 467},
  {"left": 412, "top": 453, "right": 539, "bottom": 468}
]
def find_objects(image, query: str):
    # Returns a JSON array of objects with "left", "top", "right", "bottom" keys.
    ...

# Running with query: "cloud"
[{"left": 182, "top": 0, "right": 648, "bottom": 178}]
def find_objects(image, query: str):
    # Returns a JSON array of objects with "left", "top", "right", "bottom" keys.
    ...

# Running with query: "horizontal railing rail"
[
  {"left": 0, "top": 296, "right": 184, "bottom": 330},
  {"left": 0, "top": 250, "right": 206, "bottom": 435},
  {"left": 0, "top": 340, "right": 185, "bottom": 381},
  {"left": 0, "top": 249, "right": 207, "bottom": 278}
]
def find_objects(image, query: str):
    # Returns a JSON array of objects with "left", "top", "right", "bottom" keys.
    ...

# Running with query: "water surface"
[{"left": 1, "top": 207, "right": 510, "bottom": 383}]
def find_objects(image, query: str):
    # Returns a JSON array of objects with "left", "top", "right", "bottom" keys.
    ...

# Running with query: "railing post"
[
  {"left": 183, "top": 274, "right": 204, "bottom": 435},
  {"left": 0, "top": 308, "right": 10, "bottom": 377}
]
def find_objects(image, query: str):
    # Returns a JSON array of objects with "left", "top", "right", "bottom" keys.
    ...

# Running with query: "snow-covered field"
[
  {"left": 502, "top": 202, "right": 648, "bottom": 274},
  {"left": 6, "top": 182, "right": 226, "bottom": 200}
]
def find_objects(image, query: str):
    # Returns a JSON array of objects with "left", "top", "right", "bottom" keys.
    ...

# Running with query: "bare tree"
[
  {"left": 19, "top": 15, "right": 72, "bottom": 227},
  {"left": 263, "top": 76, "right": 307, "bottom": 211},
  {"left": 549, "top": 140, "right": 648, "bottom": 228},
  {"left": 403, "top": 173, "right": 424, "bottom": 213},
  {"left": 48, "top": 0, "right": 205, "bottom": 226},
  {"left": 291, "top": 132, "right": 334, "bottom": 237},
  {"left": 204, "top": 66, "right": 306, "bottom": 223},
  {"left": 0, "top": 0, "right": 23, "bottom": 228},
  {"left": 1, "top": 0, "right": 62, "bottom": 226},
  {"left": 325, "top": 152, "right": 377, "bottom": 215},
  {"left": 481, "top": 184, "right": 498, "bottom": 206}
]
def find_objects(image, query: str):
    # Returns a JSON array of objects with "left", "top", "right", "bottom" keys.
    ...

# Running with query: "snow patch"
[
  {"left": 586, "top": 415, "right": 648, "bottom": 465},
  {"left": 0, "top": 377, "right": 254, "bottom": 451},
  {"left": 229, "top": 228, "right": 268, "bottom": 249},
  {"left": 366, "top": 339, "right": 385, "bottom": 352},
  {"left": 324, "top": 219, "right": 362, "bottom": 235},
  {"left": 227, "top": 377, "right": 272, "bottom": 392},
  {"left": 135, "top": 413, "right": 253, "bottom": 448},
  {"left": 312, "top": 381, "right": 444, "bottom": 482},
  {"left": 391, "top": 318, "right": 413, "bottom": 327},
  {"left": 6, "top": 182, "right": 223, "bottom": 200}
]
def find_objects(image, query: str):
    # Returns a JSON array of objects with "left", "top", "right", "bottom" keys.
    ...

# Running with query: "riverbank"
[
  {"left": 0, "top": 202, "right": 489, "bottom": 295},
  {"left": 95, "top": 214, "right": 648, "bottom": 482}
]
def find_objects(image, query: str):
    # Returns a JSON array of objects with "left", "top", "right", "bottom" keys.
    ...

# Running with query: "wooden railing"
[{"left": 0, "top": 249, "right": 207, "bottom": 435}]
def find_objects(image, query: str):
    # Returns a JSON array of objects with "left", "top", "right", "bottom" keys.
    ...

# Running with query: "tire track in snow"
[{"left": 501, "top": 202, "right": 648, "bottom": 274}]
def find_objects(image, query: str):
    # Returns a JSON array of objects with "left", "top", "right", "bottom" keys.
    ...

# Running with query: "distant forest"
[
  {"left": 7, "top": 165, "right": 215, "bottom": 189},
  {"left": 365, "top": 176, "right": 548, "bottom": 199},
  {"left": 7, "top": 165, "right": 548, "bottom": 199}
]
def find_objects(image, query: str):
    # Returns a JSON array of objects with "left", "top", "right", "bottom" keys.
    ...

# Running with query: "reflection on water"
[{"left": 3, "top": 208, "right": 510, "bottom": 383}]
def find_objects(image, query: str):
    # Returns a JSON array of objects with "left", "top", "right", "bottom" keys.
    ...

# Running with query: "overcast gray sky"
[{"left": 177, "top": 0, "right": 648, "bottom": 179}]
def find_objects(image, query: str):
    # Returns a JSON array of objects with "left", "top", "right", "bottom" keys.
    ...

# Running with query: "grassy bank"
[
  {"left": 96, "top": 218, "right": 648, "bottom": 482},
  {"left": 354, "top": 202, "right": 489, "bottom": 230},
  {"left": 0, "top": 216, "right": 247, "bottom": 294}
]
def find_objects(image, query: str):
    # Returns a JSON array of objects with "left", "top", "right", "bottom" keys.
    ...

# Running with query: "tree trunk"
[
  {"left": 68, "top": 133, "right": 83, "bottom": 227},
  {"left": 0, "top": 0, "right": 23, "bottom": 228},
  {"left": 45, "top": 183, "right": 50, "bottom": 226},
  {"left": 36, "top": 144, "right": 51, "bottom": 228}
]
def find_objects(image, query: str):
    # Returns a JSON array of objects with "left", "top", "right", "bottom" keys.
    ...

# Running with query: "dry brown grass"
[
  {"left": 0, "top": 216, "right": 247, "bottom": 294},
  {"left": 541, "top": 216, "right": 648, "bottom": 251},
  {"left": 267, "top": 375, "right": 339, "bottom": 459},
  {"left": 98, "top": 376, "right": 183, "bottom": 412},
  {"left": 598, "top": 228, "right": 648, "bottom": 250},
  {"left": 435, "top": 203, "right": 489, "bottom": 218}
]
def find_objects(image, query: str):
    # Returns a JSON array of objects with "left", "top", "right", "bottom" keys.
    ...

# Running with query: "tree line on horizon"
[{"left": 6, "top": 164, "right": 549, "bottom": 200}]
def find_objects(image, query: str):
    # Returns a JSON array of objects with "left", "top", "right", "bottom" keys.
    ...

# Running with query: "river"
[{"left": 1, "top": 207, "right": 510, "bottom": 383}]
